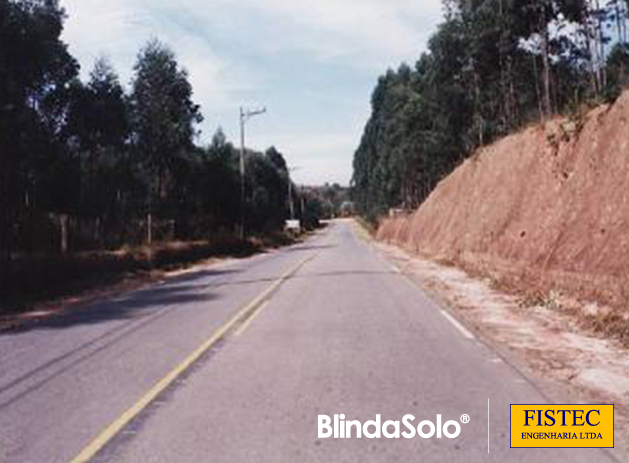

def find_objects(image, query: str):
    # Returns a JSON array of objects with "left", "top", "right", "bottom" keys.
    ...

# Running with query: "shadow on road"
[
  {"left": 209, "top": 269, "right": 399, "bottom": 289},
  {"left": 284, "top": 243, "right": 336, "bottom": 252},
  {"left": 1, "top": 267, "right": 239, "bottom": 335},
  {"left": 0, "top": 268, "right": 242, "bottom": 409}
]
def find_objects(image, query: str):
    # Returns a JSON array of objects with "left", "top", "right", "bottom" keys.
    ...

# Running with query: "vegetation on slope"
[{"left": 352, "top": 0, "right": 629, "bottom": 221}]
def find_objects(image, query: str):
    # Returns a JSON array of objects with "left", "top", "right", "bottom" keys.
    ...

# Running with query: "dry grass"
[
  {"left": 354, "top": 216, "right": 377, "bottom": 236},
  {"left": 582, "top": 311, "right": 629, "bottom": 348},
  {"left": 0, "top": 232, "right": 295, "bottom": 317},
  {"left": 438, "top": 258, "right": 629, "bottom": 349}
]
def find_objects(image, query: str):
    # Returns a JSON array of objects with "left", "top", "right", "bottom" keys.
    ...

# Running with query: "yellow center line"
[
  {"left": 68, "top": 253, "right": 314, "bottom": 463},
  {"left": 234, "top": 300, "right": 269, "bottom": 336}
]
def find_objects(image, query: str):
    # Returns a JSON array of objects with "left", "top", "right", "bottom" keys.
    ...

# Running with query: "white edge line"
[
  {"left": 372, "top": 249, "right": 401, "bottom": 274},
  {"left": 439, "top": 310, "right": 475, "bottom": 340}
]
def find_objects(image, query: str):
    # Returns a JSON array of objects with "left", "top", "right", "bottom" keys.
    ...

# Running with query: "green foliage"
[
  {"left": 0, "top": 5, "right": 323, "bottom": 264},
  {"left": 297, "top": 184, "right": 350, "bottom": 226},
  {"left": 65, "top": 58, "right": 132, "bottom": 227},
  {"left": 604, "top": 43, "right": 629, "bottom": 101},
  {"left": 352, "top": 0, "right": 629, "bottom": 222},
  {"left": 130, "top": 40, "right": 203, "bottom": 218},
  {"left": 245, "top": 152, "right": 288, "bottom": 232},
  {"left": 0, "top": 0, "right": 78, "bottom": 256}
]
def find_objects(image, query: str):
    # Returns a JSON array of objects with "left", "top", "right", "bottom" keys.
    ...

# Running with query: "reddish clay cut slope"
[{"left": 377, "top": 90, "right": 629, "bottom": 305}]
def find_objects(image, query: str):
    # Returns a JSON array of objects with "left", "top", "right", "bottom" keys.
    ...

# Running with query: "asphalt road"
[{"left": 0, "top": 220, "right": 621, "bottom": 462}]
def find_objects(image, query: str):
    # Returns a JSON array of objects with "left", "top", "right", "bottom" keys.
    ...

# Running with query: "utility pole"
[{"left": 239, "top": 106, "right": 266, "bottom": 240}]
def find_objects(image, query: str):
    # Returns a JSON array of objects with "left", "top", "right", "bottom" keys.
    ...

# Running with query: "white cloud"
[
  {"left": 254, "top": 132, "right": 359, "bottom": 185},
  {"left": 59, "top": 0, "right": 444, "bottom": 185},
  {"left": 60, "top": 0, "right": 244, "bottom": 106},
  {"left": 185, "top": 0, "right": 444, "bottom": 68}
]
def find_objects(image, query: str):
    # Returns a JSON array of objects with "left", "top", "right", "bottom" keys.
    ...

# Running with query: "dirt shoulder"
[
  {"left": 352, "top": 220, "right": 629, "bottom": 459},
  {"left": 378, "top": 241, "right": 629, "bottom": 459}
]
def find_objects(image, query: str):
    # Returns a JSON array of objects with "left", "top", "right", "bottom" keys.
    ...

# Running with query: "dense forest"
[
  {"left": 0, "top": 0, "right": 330, "bottom": 265},
  {"left": 352, "top": 0, "right": 629, "bottom": 222}
]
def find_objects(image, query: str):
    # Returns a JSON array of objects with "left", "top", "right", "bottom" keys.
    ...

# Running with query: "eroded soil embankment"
[{"left": 378, "top": 90, "right": 629, "bottom": 309}]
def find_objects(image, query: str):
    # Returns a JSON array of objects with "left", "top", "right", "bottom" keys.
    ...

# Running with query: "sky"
[{"left": 60, "top": 0, "right": 444, "bottom": 186}]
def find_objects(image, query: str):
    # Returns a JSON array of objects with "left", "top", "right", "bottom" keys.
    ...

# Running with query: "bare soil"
[
  {"left": 377, "top": 90, "right": 629, "bottom": 345},
  {"left": 378, "top": 90, "right": 629, "bottom": 308},
  {"left": 374, "top": 239, "right": 629, "bottom": 460},
  {"left": 370, "top": 92, "right": 629, "bottom": 457}
]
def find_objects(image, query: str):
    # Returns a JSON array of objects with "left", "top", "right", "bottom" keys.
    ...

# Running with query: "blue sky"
[{"left": 60, "top": 0, "right": 444, "bottom": 186}]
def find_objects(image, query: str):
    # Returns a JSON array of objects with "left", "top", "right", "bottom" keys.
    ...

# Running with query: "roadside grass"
[
  {"left": 518, "top": 288, "right": 562, "bottom": 311},
  {"left": 353, "top": 216, "right": 377, "bottom": 238},
  {"left": 582, "top": 311, "right": 629, "bottom": 348},
  {"left": 514, "top": 284, "right": 629, "bottom": 348},
  {"left": 455, "top": 263, "right": 629, "bottom": 349},
  {"left": 0, "top": 233, "right": 295, "bottom": 319}
]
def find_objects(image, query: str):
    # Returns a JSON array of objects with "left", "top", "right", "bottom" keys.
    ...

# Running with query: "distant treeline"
[
  {"left": 0, "top": 0, "right": 335, "bottom": 262},
  {"left": 352, "top": 0, "right": 629, "bottom": 221}
]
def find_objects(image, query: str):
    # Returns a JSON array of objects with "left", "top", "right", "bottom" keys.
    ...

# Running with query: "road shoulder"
[{"left": 352, "top": 220, "right": 629, "bottom": 460}]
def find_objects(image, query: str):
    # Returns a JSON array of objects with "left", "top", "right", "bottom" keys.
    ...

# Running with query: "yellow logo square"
[{"left": 510, "top": 404, "right": 614, "bottom": 448}]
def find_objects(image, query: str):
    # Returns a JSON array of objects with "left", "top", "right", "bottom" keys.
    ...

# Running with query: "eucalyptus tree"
[
  {"left": 130, "top": 40, "right": 203, "bottom": 243},
  {"left": 0, "top": 0, "right": 78, "bottom": 258},
  {"left": 65, "top": 58, "right": 131, "bottom": 244}
]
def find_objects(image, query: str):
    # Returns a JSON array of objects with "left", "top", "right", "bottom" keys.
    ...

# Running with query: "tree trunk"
[
  {"left": 60, "top": 214, "right": 69, "bottom": 255},
  {"left": 615, "top": 1, "right": 625, "bottom": 44},
  {"left": 585, "top": 26, "right": 599, "bottom": 94},
  {"left": 498, "top": 0, "right": 508, "bottom": 129},
  {"left": 622, "top": 0, "right": 629, "bottom": 44},
  {"left": 472, "top": 64, "right": 484, "bottom": 146},
  {"left": 595, "top": 0, "right": 607, "bottom": 89},
  {"left": 94, "top": 216, "right": 102, "bottom": 248},
  {"left": 532, "top": 54, "right": 545, "bottom": 122},
  {"left": 0, "top": 212, "right": 12, "bottom": 289},
  {"left": 147, "top": 212, "right": 153, "bottom": 246},
  {"left": 508, "top": 56, "right": 518, "bottom": 124},
  {"left": 587, "top": 0, "right": 604, "bottom": 95},
  {"left": 540, "top": 22, "right": 552, "bottom": 117}
]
